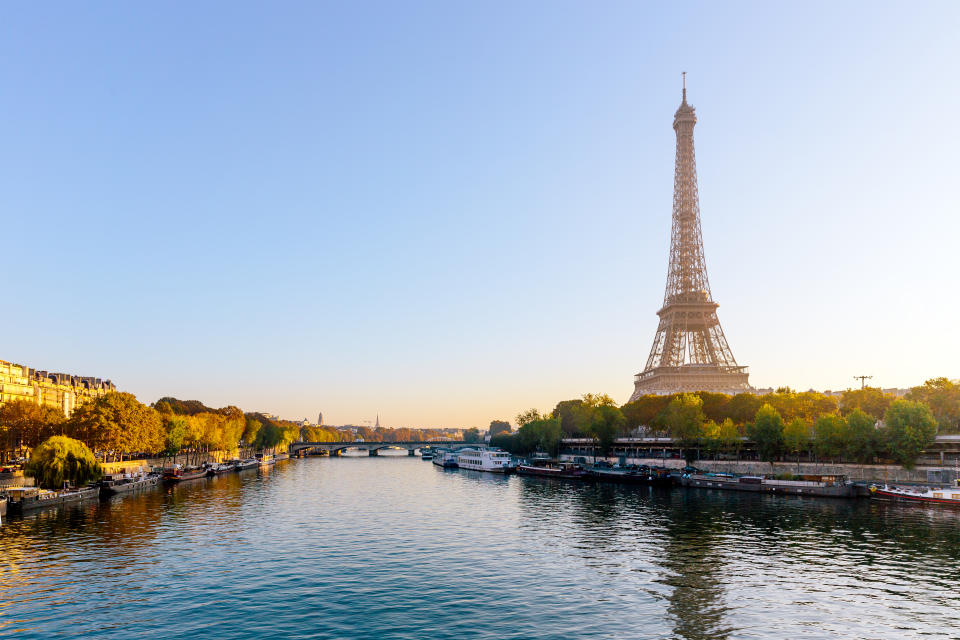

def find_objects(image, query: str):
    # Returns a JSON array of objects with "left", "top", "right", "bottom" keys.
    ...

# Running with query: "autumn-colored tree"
[
  {"left": 0, "top": 400, "right": 65, "bottom": 459},
  {"left": 66, "top": 392, "right": 164, "bottom": 461},
  {"left": 840, "top": 387, "right": 894, "bottom": 421}
]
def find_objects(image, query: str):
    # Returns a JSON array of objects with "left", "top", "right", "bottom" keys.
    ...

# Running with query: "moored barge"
[
  {"left": 5, "top": 486, "right": 100, "bottom": 514},
  {"left": 99, "top": 473, "right": 160, "bottom": 497},
  {"left": 162, "top": 466, "right": 208, "bottom": 483},
  {"left": 681, "top": 472, "right": 855, "bottom": 498},
  {"left": 517, "top": 460, "right": 590, "bottom": 479}
]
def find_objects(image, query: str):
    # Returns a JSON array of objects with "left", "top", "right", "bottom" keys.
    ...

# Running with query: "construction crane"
[{"left": 853, "top": 375, "right": 873, "bottom": 390}]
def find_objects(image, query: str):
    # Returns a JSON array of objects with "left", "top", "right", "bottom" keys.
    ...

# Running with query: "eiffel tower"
[{"left": 629, "top": 75, "right": 752, "bottom": 402}]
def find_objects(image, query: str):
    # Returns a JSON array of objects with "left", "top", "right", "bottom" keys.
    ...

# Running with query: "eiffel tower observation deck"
[{"left": 629, "top": 75, "right": 752, "bottom": 401}]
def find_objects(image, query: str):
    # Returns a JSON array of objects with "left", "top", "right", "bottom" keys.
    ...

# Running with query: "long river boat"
[
  {"left": 681, "top": 472, "right": 855, "bottom": 498},
  {"left": 517, "top": 460, "right": 590, "bottom": 479},
  {"left": 162, "top": 466, "right": 208, "bottom": 483},
  {"left": 5, "top": 486, "right": 100, "bottom": 514},
  {"left": 870, "top": 483, "right": 960, "bottom": 506},
  {"left": 99, "top": 473, "right": 161, "bottom": 497},
  {"left": 589, "top": 462, "right": 672, "bottom": 485}
]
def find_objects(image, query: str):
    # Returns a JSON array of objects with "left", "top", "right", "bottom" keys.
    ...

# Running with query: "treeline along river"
[{"left": 2, "top": 457, "right": 960, "bottom": 639}]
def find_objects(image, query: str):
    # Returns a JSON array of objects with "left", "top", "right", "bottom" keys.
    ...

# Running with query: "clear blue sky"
[{"left": 3, "top": 2, "right": 958, "bottom": 428}]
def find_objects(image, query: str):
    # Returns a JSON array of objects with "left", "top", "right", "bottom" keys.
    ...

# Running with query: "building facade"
[{"left": 0, "top": 358, "right": 115, "bottom": 417}]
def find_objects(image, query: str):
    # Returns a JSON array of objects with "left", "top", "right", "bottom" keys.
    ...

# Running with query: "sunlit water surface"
[{"left": 2, "top": 457, "right": 960, "bottom": 639}]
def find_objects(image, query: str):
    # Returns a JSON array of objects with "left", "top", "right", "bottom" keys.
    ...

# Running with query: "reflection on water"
[{"left": 2, "top": 459, "right": 960, "bottom": 639}]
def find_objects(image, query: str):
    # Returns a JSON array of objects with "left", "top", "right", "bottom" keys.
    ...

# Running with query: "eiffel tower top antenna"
[{"left": 682, "top": 71, "right": 686, "bottom": 102}]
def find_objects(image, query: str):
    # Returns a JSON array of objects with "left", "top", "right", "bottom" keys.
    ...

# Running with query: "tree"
[
  {"left": 723, "top": 393, "right": 764, "bottom": 426},
  {"left": 515, "top": 408, "right": 543, "bottom": 427},
  {"left": 463, "top": 428, "right": 482, "bottom": 443},
  {"left": 488, "top": 420, "right": 511, "bottom": 437},
  {"left": 813, "top": 414, "right": 846, "bottom": 462},
  {"left": 66, "top": 392, "right": 165, "bottom": 461},
  {"left": 621, "top": 395, "right": 671, "bottom": 434},
  {"left": 906, "top": 378, "right": 960, "bottom": 433},
  {"left": 748, "top": 404, "right": 785, "bottom": 463},
  {"left": 659, "top": 394, "right": 705, "bottom": 463},
  {"left": 844, "top": 409, "right": 879, "bottom": 464},
  {"left": 587, "top": 405, "right": 625, "bottom": 457},
  {"left": 695, "top": 392, "right": 731, "bottom": 424},
  {"left": 0, "top": 400, "right": 65, "bottom": 459},
  {"left": 552, "top": 399, "right": 586, "bottom": 436},
  {"left": 883, "top": 399, "right": 937, "bottom": 469},
  {"left": 163, "top": 416, "right": 188, "bottom": 457},
  {"left": 783, "top": 418, "right": 812, "bottom": 469},
  {"left": 840, "top": 387, "right": 894, "bottom": 420},
  {"left": 25, "top": 436, "right": 102, "bottom": 489}
]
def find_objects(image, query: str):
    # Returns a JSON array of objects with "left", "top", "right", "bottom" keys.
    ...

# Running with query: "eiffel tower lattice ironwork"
[{"left": 629, "top": 75, "right": 752, "bottom": 402}]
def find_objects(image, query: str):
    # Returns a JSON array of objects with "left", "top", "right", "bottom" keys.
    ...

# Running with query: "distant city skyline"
[{"left": 3, "top": 3, "right": 958, "bottom": 427}]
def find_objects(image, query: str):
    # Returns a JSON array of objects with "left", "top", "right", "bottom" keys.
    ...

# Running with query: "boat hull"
[
  {"left": 871, "top": 488, "right": 960, "bottom": 506},
  {"left": 163, "top": 470, "right": 208, "bottom": 483},
  {"left": 516, "top": 466, "right": 589, "bottom": 480},
  {"left": 682, "top": 476, "right": 855, "bottom": 498},
  {"left": 7, "top": 487, "right": 99, "bottom": 514},
  {"left": 100, "top": 476, "right": 160, "bottom": 497}
]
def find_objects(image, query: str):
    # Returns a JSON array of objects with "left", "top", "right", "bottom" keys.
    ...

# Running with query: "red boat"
[
  {"left": 870, "top": 483, "right": 960, "bottom": 506},
  {"left": 516, "top": 460, "right": 590, "bottom": 479},
  {"left": 162, "top": 466, "right": 208, "bottom": 483}
]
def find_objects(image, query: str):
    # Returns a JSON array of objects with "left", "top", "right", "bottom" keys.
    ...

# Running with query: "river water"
[{"left": 2, "top": 456, "right": 960, "bottom": 639}]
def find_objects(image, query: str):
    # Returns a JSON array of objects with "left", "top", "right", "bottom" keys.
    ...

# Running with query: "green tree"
[
  {"left": 883, "top": 399, "right": 937, "bottom": 469},
  {"left": 163, "top": 416, "right": 189, "bottom": 457},
  {"left": 723, "top": 393, "right": 764, "bottom": 426},
  {"left": 844, "top": 409, "right": 879, "bottom": 463},
  {"left": 463, "top": 428, "right": 482, "bottom": 443},
  {"left": 906, "top": 378, "right": 960, "bottom": 433},
  {"left": 813, "top": 414, "right": 847, "bottom": 462},
  {"left": 25, "top": 436, "right": 102, "bottom": 489},
  {"left": 515, "top": 408, "right": 543, "bottom": 427},
  {"left": 552, "top": 399, "right": 585, "bottom": 436},
  {"left": 783, "top": 418, "right": 812, "bottom": 468},
  {"left": 587, "top": 405, "right": 625, "bottom": 457},
  {"left": 748, "top": 404, "right": 785, "bottom": 463},
  {"left": 659, "top": 393, "right": 705, "bottom": 463},
  {"left": 620, "top": 395, "right": 671, "bottom": 435},
  {"left": 488, "top": 420, "right": 511, "bottom": 437}
]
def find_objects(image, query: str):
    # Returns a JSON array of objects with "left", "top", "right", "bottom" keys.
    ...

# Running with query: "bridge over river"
[{"left": 289, "top": 440, "right": 472, "bottom": 456}]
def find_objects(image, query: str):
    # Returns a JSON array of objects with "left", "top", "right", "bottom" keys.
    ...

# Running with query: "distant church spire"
[{"left": 375, "top": 414, "right": 380, "bottom": 429}]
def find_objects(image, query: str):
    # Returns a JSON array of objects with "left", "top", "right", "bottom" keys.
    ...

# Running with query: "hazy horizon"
[{"left": 4, "top": 2, "right": 958, "bottom": 428}]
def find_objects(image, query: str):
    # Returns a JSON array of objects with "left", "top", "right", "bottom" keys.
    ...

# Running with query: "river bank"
[{"left": 559, "top": 454, "right": 956, "bottom": 485}]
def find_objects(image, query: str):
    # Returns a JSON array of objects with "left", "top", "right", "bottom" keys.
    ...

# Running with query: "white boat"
[
  {"left": 455, "top": 448, "right": 514, "bottom": 473},
  {"left": 432, "top": 450, "right": 459, "bottom": 468},
  {"left": 871, "top": 483, "right": 960, "bottom": 506}
]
